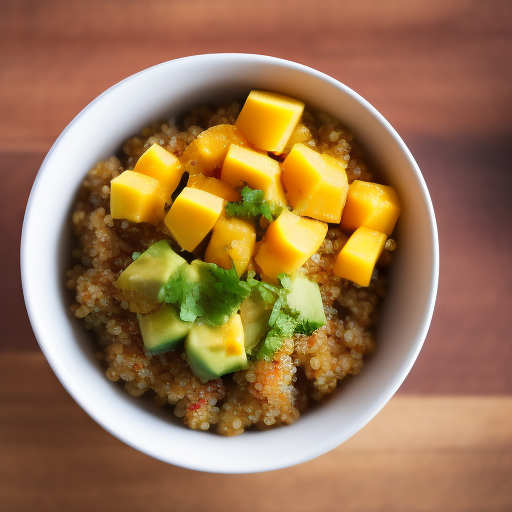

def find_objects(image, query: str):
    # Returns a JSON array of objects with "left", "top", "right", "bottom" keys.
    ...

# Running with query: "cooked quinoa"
[{"left": 66, "top": 102, "right": 394, "bottom": 435}]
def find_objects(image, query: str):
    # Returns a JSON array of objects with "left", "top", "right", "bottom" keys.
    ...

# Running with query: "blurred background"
[{"left": 1, "top": 1, "right": 511, "bottom": 510}]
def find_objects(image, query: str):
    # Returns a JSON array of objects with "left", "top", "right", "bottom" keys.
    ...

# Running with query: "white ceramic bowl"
[{"left": 21, "top": 54, "right": 438, "bottom": 473}]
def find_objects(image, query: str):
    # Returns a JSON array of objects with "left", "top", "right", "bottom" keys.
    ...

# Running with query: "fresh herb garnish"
[
  {"left": 159, "top": 271, "right": 205, "bottom": 323},
  {"left": 159, "top": 262, "right": 254, "bottom": 326},
  {"left": 225, "top": 186, "right": 283, "bottom": 223},
  {"left": 160, "top": 264, "right": 319, "bottom": 361},
  {"left": 256, "top": 273, "right": 303, "bottom": 361}
]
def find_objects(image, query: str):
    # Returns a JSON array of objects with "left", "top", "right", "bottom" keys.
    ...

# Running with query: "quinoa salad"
[{"left": 66, "top": 92, "right": 399, "bottom": 436}]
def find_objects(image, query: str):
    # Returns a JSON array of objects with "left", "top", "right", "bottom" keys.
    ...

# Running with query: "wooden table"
[{"left": 1, "top": 1, "right": 511, "bottom": 510}]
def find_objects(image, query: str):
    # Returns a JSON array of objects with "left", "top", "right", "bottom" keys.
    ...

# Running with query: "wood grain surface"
[
  {"left": 2, "top": 0, "right": 511, "bottom": 393},
  {"left": 1, "top": 353, "right": 511, "bottom": 512},
  {"left": 1, "top": 1, "right": 512, "bottom": 509}
]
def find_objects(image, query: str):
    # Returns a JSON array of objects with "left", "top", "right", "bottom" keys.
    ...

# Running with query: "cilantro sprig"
[
  {"left": 159, "top": 263, "right": 254, "bottom": 325},
  {"left": 159, "top": 263, "right": 317, "bottom": 361},
  {"left": 225, "top": 186, "right": 283, "bottom": 223},
  {"left": 159, "top": 271, "right": 205, "bottom": 322},
  {"left": 255, "top": 274, "right": 303, "bottom": 361}
]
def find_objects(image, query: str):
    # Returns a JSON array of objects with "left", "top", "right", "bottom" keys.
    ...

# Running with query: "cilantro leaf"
[
  {"left": 294, "top": 319, "right": 320, "bottom": 336},
  {"left": 255, "top": 274, "right": 304, "bottom": 361},
  {"left": 159, "top": 271, "right": 204, "bottom": 322},
  {"left": 256, "top": 329, "right": 284, "bottom": 361},
  {"left": 160, "top": 264, "right": 323, "bottom": 361},
  {"left": 159, "top": 261, "right": 256, "bottom": 326},
  {"left": 225, "top": 186, "right": 283, "bottom": 222},
  {"left": 205, "top": 263, "right": 254, "bottom": 325},
  {"left": 257, "top": 284, "right": 278, "bottom": 304},
  {"left": 277, "top": 273, "right": 292, "bottom": 291}
]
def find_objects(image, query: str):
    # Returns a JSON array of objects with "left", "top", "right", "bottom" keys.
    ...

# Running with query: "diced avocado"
[
  {"left": 137, "top": 304, "right": 192, "bottom": 354},
  {"left": 160, "top": 259, "right": 253, "bottom": 326},
  {"left": 185, "top": 313, "right": 248, "bottom": 382},
  {"left": 286, "top": 273, "right": 327, "bottom": 334},
  {"left": 182, "top": 259, "right": 216, "bottom": 287},
  {"left": 240, "top": 291, "right": 274, "bottom": 351},
  {"left": 115, "top": 240, "right": 186, "bottom": 300}
]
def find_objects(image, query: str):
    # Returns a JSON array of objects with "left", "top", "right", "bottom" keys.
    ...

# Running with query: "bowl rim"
[{"left": 21, "top": 53, "right": 439, "bottom": 473}]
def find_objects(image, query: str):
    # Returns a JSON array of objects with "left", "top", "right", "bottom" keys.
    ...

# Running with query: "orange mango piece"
[
  {"left": 164, "top": 187, "right": 224, "bottom": 252},
  {"left": 181, "top": 124, "right": 249, "bottom": 176},
  {"left": 221, "top": 144, "right": 287, "bottom": 206},
  {"left": 133, "top": 144, "right": 183, "bottom": 199},
  {"left": 302, "top": 154, "right": 349, "bottom": 223},
  {"left": 204, "top": 217, "right": 256, "bottom": 276},
  {"left": 281, "top": 143, "right": 324, "bottom": 211},
  {"left": 282, "top": 144, "right": 348, "bottom": 222},
  {"left": 187, "top": 174, "right": 241, "bottom": 202},
  {"left": 254, "top": 210, "right": 328, "bottom": 281},
  {"left": 110, "top": 171, "right": 166, "bottom": 225},
  {"left": 333, "top": 227, "right": 387, "bottom": 286},
  {"left": 235, "top": 90, "right": 305, "bottom": 154},
  {"left": 340, "top": 180, "right": 401, "bottom": 235}
]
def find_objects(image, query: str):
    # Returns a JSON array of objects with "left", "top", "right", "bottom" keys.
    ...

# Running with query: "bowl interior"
[{"left": 21, "top": 54, "right": 438, "bottom": 473}]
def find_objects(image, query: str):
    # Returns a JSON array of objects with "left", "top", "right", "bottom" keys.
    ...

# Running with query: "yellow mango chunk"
[
  {"left": 254, "top": 210, "right": 328, "bottom": 281},
  {"left": 340, "top": 180, "right": 401, "bottom": 235},
  {"left": 204, "top": 217, "right": 256, "bottom": 276},
  {"left": 281, "top": 143, "right": 324, "bottom": 211},
  {"left": 221, "top": 144, "right": 287, "bottom": 206},
  {"left": 181, "top": 124, "right": 249, "bottom": 176},
  {"left": 133, "top": 144, "right": 183, "bottom": 199},
  {"left": 164, "top": 187, "right": 224, "bottom": 252},
  {"left": 235, "top": 90, "right": 305, "bottom": 154},
  {"left": 187, "top": 174, "right": 241, "bottom": 202},
  {"left": 333, "top": 227, "right": 387, "bottom": 286},
  {"left": 282, "top": 144, "right": 349, "bottom": 223},
  {"left": 110, "top": 171, "right": 166, "bottom": 225},
  {"left": 302, "top": 154, "right": 349, "bottom": 223}
]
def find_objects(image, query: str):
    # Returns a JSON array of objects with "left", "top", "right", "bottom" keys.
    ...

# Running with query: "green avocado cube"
[
  {"left": 185, "top": 313, "right": 248, "bottom": 382},
  {"left": 137, "top": 304, "right": 192, "bottom": 354},
  {"left": 115, "top": 240, "right": 186, "bottom": 300},
  {"left": 240, "top": 290, "right": 274, "bottom": 351},
  {"left": 286, "top": 273, "right": 327, "bottom": 334}
]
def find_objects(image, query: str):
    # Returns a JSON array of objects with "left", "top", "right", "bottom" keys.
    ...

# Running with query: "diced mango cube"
[
  {"left": 302, "top": 154, "right": 349, "bottom": 223},
  {"left": 282, "top": 143, "right": 324, "bottom": 211},
  {"left": 181, "top": 124, "right": 249, "bottom": 176},
  {"left": 188, "top": 174, "right": 241, "bottom": 202},
  {"left": 282, "top": 144, "right": 349, "bottom": 222},
  {"left": 133, "top": 144, "right": 183, "bottom": 199},
  {"left": 282, "top": 145, "right": 349, "bottom": 222},
  {"left": 164, "top": 187, "right": 224, "bottom": 252},
  {"left": 254, "top": 210, "right": 328, "bottom": 281},
  {"left": 204, "top": 217, "right": 256, "bottom": 276},
  {"left": 235, "top": 90, "right": 305, "bottom": 154},
  {"left": 340, "top": 180, "right": 401, "bottom": 235},
  {"left": 333, "top": 227, "right": 387, "bottom": 286},
  {"left": 110, "top": 171, "right": 166, "bottom": 225},
  {"left": 221, "top": 144, "right": 287, "bottom": 206}
]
